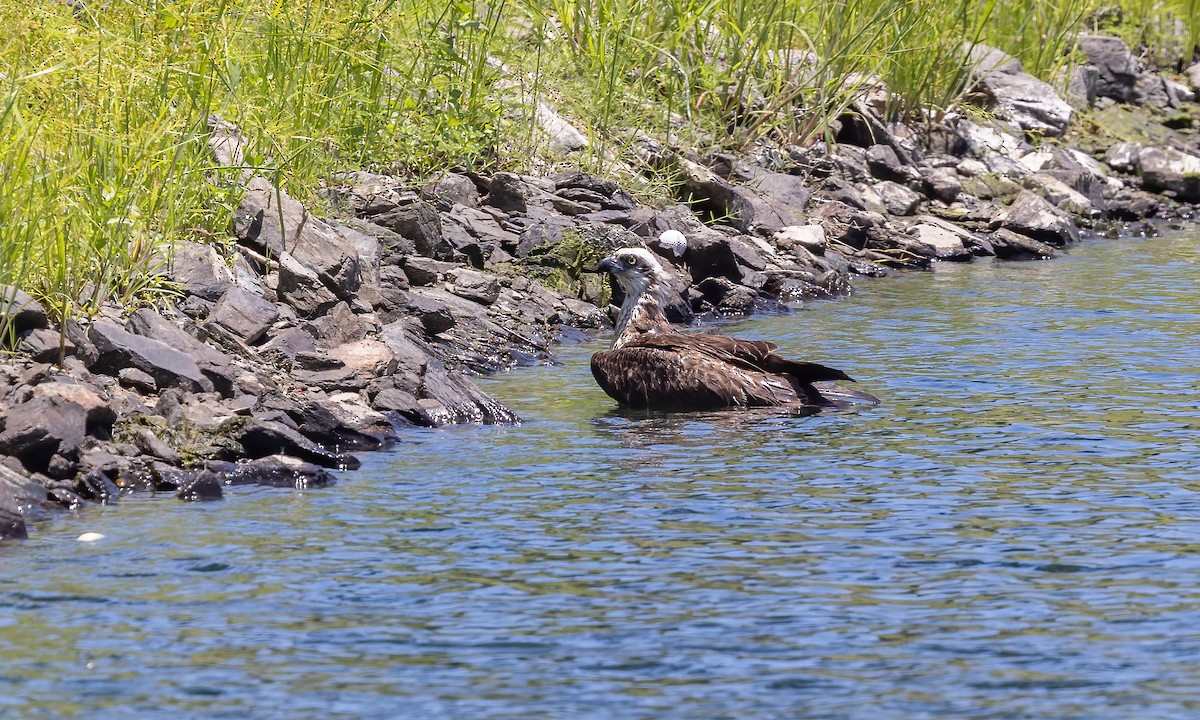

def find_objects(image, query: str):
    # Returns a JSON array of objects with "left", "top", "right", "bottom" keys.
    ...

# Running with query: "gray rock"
[
  {"left": 371, "top": 201, "right": 442, "bottom": 256},
  {"left": 130, "top": 427, "right": 182, "bottom": 465},
  {"left": 275, "top": 249, "right": 341, "bottom": 318},
  {"left": 306, "top": 302, "right": 370, "bottom": 349},
  {"left": 89, "top": 319, "right": 214, "bottom": 393},
  {"left": 171, "top": 241, "right": 235, "bottom": 301},
  {"left": 0, "top": 287, "right": 48, "bottom": 338},
  {"left": 990, "top": 228, "right": 1061, "bottom": 260},
  {"left": 400, "top": 256, "right": 455, "bottom": 286},
  {"left": 335, "top": 223, "right": 382, "bottom": 286},
  {"left": 0, "top": 463, "right": 46, "bottom": 540},
  {"left": 204, "top": 287, "right": 278, "bottom": 344},
  {"left": 207, "top": 114, "right": 247, "bottom": 170},
  {"left": 922, "top": 166, "right": 963, "bottom": 204},
  {"left": 536, "top": 100, "right": 589, "bottom": 153},
  {"left": 909, "top": 220, "right": 975, "bottom": 261},
  {"left": 259, "top": 326, "right": 318, "bottom": 363},
  {"left": 31, "top": 381, "right": 116, "bottom": 427},
  {"left": 117, "top": 367, "right": 157, "bottom": 393},
  {"left": 1105, "top": 142, "right": 1141, "bottom": 174},
  {"left": 1187, "top": 63, "right": 1200, "bottom": 93},
  {"left": 1077, "top": 34, "right": 1140, "bottom": 103},
  {"left": 1134, "top": 72, "right": 1173, "bottom": 108},
  {"left": 238, "top": 419, "right": 359, "bottom": 469},
  {"left": 866, "top": 144, "right": 917, "bottom": 182},
  {"left": 17, "top": 328, "right": 70, "bottom": 363},
  {"left": 486, "top": 172, "right": 531, "bottom": 214},
  {"left": 1066, "top": 64, "right": 1100, "bottom": 108},
  {"left": 1000, "top": 190, "right": 1080, "bottom": 246},
  {"left": 125, "top": 309, "right": 238, "bottom": 397},
  {"left": 0, "top": 396, "right": 89, "bottom": 471},
  {"left": 968, "top": 44, "right": 1073, "bottom": 136},
  {"left": 407, "top": 295, "right": 456, "bottom": 335},
  {"left": 447, "top": 268, "right": 501, "bottom": 305},
  {"left": 875, "top": 181, "right": 922, "bottom": 216},
  {"left": 1135, "top": 146, "right": 1200, "bottom": 202},
  {"left": 211, "top": 456, "right": 336, "bottom": 489},
  {"left": 176, "top": 470, "right": 224, "bottom": 501},
  {"left": 516, "top": 215, "right": 577, "bottom": 257},
  {"left": 420, "top": 172, "right": 481, "bottom": 209},
  {"left": 234, "top": 176, "right": 361, "bottom": 298}
]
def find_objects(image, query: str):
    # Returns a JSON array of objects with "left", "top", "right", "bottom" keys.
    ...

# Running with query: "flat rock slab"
[{"left": 89, "top": 319, "right": 214, "bottom": 393}]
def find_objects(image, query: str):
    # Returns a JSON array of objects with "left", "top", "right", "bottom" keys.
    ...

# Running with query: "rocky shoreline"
[{"left": 2, "top": 36, "right": 1198, "bottom": 541}]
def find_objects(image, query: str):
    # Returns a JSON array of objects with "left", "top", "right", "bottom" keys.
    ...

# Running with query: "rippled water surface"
[{"left": 3, "top": 232, "right": 1200, "bottom": 719}]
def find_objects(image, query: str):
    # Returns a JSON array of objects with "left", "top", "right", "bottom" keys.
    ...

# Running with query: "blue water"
[{"left": 2, "top": 232, "right": 1199, "bottom": 719}]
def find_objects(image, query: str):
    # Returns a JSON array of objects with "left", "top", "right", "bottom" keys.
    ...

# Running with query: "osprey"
[{"left": 591, "top": 247, "right": 877, "bottom": 411}]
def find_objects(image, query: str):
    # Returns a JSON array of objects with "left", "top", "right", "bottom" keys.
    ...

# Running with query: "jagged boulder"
[
  {"left": 1000, "top": 190, "right": 1079, "bottom": 246},
  {"left": 1135, "top": 147, "right": 1200, "bottom": 202},
  {"left": 90, "top": 320, "right": 214, "bottom": 393},
  {"left": 968, "top": 45, "right": 1072, "bottom": 137},
  {"left": 1076, "top": 34, "right": 1139, "bottom": 103},
  {"left": 234, "top": 175, "right": 362, "bottom": 305},
  {"left": 170, "top": 241, "right": 235, "bottom": 302}
]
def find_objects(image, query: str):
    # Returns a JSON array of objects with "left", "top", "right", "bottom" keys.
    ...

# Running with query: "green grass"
[{"left": 0, "top": 0, "right": 1196, "bottom": 336}]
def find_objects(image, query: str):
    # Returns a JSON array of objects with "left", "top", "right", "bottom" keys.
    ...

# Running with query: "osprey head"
[{"left": 595, "top": 247, "right": 668, "bottom": 298}]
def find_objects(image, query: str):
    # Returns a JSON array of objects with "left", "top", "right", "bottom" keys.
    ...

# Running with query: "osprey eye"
[{"left": 623, "top": 255, "right": 637, "bottom": 266}]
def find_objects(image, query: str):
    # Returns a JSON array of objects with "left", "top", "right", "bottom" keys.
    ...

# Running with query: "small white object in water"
[
  {"left": 656, "top": 229, "right": 687, "bottom": 257},
  {"left": 76, "top": 532, "right": 105, "bottom": 543}
]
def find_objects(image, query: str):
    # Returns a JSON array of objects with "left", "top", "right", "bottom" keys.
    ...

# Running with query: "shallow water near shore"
[{"left": 3, "top": 231, "right": 1200, "bottom": 719}]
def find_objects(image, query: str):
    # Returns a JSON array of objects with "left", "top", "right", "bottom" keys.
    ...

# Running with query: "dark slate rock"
[
  {"left": 1000, "top": 190, "right": 1080, "bottom": 246},
  {"left": 1076, "top": 34, "right": 1139, "bottom": 103},
  {"left": 238, "top": 419, "right": 360, "bottom": 469},
  {"left": 0, "top": 287, "right": 49, "bottom": 337},
  {"left": 516, "top": 215, "right": 577, "bottom": 257},
  {"left": 421, "top": 172, "right": 482, "bottom": 209},
  {"left": 306, "top": 301, "right": 369, "bottom": 349},
  {"left": 124, "top": 310, "right": 237, "bottom": 397},
  {"left": 209, "top": 456, "right": 336, "bottom": 489},
  {"left": 204, "top": 287, "right": 279, "bottom": 344},
  {"left": 550, "top": 170, "right": 621, "bottom": 196},
  {"left": 117, "top": 367, "right": 157, "bottom": 393},
  {"left": 89, "top": 320, "right": 213, "bottom": 393},
  {"left": 921, "top": 167, "right": 963, "bottom": 203},
  {"left": 276, "top": 251, "right": 341, "bottom": 318},
  {"left": 176, "top": 470, "right": 224, "bottom": 501},
  {"left": 17, "top": 328, "right": 70, "bottom": 363},
  {"left": 233, "top": 176, "right": 361, "bottom": 298},
  {"left": 485, "top": 172, "right": 531, "bottom": 214},
  {"left": 399, "top": 256, "right": 454, "bottom": 287},
  {"left": 1105, "top": 187, "right": 1160, "bottom": 220},
  {"left": 371, "top": 201, "right": 442, "bottom": 256},
  {"left": 990, "top": 228, "right": 1062, "bottom": 260},
  {"left": 130, "top": 427, "right": 182, "bottom": 465},
  {"left": 407, "top": 295, "right": 456, "bottom": 335},
  {"left": 170, "top": 241, "right": 235, "bottom": 301},
  {"left": 253, "top": 391, "right": 384, "bottom": 453},
  {"left": 866, "top": 144, "right": 912, "bottom": 182},
  {"left": 417, "top": 366, "right": 521, "bottom": 426},
  {"left": 0, "top": 396, "right": 88, "bottom": 472},
  {"left": 0, "top": 464, "right": 47, "bottom": 541},
  {"left": 259, "top": 326, "right": 319, "bottom": 363}
]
